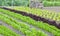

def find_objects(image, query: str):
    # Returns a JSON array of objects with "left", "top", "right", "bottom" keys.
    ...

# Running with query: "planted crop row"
[
  {"left": 0, "top": 13, "right": 47, "bottom": 36},
  {"left": 41, "top": 0, "right": 60, "bottom": 6},
  {"left": 43, "top": 0, "right": 60, "bottom": 1},
  {"left": 8, "top": 7, "right": 60, "bottom": 22},
  {"left": 0, "top": 0, "right": 29, "bottom": 6},
  {"left": 0, "top": 8, "right": 60, "bottom": 36},
  {"left": 43, "top": 1, "right": 60, "bottom": 6},
  {"left": 1, "top": 7, "right": 60, "bottom": 28},
  {"left": 0, "top": 25, "right": 20, "bottom": 36}
]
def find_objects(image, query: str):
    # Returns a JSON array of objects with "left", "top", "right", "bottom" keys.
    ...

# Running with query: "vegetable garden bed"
[
  {"left": 0, "top": 6, "right": 60, "bottom": 36},
  {"left": 0, "top": 7, "right": 60, "bottom": 29}
]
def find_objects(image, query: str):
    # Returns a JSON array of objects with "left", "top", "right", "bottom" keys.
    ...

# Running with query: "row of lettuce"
[
  {"left": 0, "top": 0, "right": 29, "bottom": 6},
  {"left": 0, "top": 25, "right": 20, "bottom": 36},
  {"left": 43, "top": 0, "right": 60, "bottom": 1},
  {"left": 42, "top": 0, "right": 60, "bottom": 6},
  {"left": 0, "top": 8, "right": 60, "bottom": 36},
  {"left": 0, "top": 9, "right": 47, "bottom": 36},
  {"left": 9, "top": 7, "right": 60, "bottom": 23}
]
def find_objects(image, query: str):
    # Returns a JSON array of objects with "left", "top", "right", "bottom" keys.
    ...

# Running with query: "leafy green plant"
[
  {"left": 8, "top": 7, "right": 60, "bottom": 22},
  {"left": 0, "top": 25, "right": 20, "bottom": 36},
  {"left": 0, "top": 8, "right": 60, "bottom": 36},
  {"left": 43, "top": 1, "right": 60, "bottom": 6},
  {"left": 0, "top": 12, "right": 47, "bottom": 36},
  {"left": 0, "top": 0, "right": 29, "bottom": 6}
]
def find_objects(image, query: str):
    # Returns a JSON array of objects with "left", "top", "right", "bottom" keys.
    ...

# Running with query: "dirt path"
[{"left": 42, "top": 7, "right": 60, "bottom": 12}]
